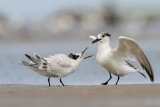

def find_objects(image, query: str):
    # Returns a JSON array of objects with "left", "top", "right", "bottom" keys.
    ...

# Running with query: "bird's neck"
[
  {"left": 98, "top": 41, "right": 111, "bottom": 53},
  {"left": 74, "top": 59, "right": 83, "bottom": 68}
]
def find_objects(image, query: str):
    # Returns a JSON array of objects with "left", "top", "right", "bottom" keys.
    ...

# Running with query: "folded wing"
[{"left": 46, "top": 54, "right": 72, "bottom": 76}]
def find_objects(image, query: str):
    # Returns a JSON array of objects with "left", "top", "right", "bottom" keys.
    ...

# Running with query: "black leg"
[
  {"left": 60, "top": 78, "right": 65, "bottom": 86},
  {"left": 115, "top": 76, "right": 120, "bottom": 85},
  {"left": 48, "top": 77, "right": 51, "bottom": 86},
  {"left": 102, "top": 73, "right": 112, "bottom": 85}
]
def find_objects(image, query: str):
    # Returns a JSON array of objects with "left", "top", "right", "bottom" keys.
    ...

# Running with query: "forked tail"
[{"left": 22, "top": 53, "right": 47, "bottom": 69}]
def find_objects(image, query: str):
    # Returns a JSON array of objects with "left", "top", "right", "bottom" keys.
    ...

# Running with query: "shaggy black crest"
[
  {"left": 102, "top": 32, "right": 111, "bottom": 37},
  {"left": 68, "top": 53, "right": 79, "bottom": 60}
]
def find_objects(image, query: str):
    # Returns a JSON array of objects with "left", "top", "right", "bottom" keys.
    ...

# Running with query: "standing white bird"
[
  {"left": 90, "top": 32, "right": 154, "bottom": 85},
  {"left": 22, "top": 47, "right": 92, "bottom": 86}
]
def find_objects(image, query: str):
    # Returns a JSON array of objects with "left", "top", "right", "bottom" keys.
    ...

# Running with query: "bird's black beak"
[
  {"left": 91, "top": 38, "right": 101, "bottom": 44},
  {"left": 83, "top": 55, "right": 93, "bottom": 59},
  {"left": 81, "top": 47, "right": 88, "bottom": 56},
  {"left": 81, "top": 47, "right": 93, "bottom": 59}
]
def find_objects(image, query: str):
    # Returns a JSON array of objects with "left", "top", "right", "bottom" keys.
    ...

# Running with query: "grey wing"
[
  {"left": 47, "top": 55, "right": 72, "bottom": 68},
  {"left": 115, "top": 36, "right": 154, "bottom": 82},
  {"left": 56, "top": 60, "right": 72, "bottom": 67},
  {"left": 45, "top": 55, "right": 72, "bottom": 76}
]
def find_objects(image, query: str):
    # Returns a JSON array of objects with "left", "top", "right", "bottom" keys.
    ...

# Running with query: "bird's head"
[
  {"left": 68, "top": 47, "right": 92, "bottom": 62},
  {"left": 90, "top": 32, "right": 111, "bottom": 44}
]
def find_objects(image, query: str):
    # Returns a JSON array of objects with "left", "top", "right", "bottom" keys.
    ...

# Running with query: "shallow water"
[{"left": 0, "top": 41, "right": 160, "bottom": 85}]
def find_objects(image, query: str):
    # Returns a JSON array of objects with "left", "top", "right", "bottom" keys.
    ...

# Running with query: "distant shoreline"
[{"left": 0, "top": 37, "right": 160, "bottom": 46}]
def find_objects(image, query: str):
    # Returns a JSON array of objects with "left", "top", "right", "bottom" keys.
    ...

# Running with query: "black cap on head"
[
  {"left": 101, "top": 32, "right": 111, "bottom": 37},
  {"left": 91, "top": 32, "right": 111, "bottom": 44},
  {"left": 68, "top": 53, "right": 79, "bottom": 60}
]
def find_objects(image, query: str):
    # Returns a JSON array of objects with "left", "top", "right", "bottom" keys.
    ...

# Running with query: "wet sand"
[{"left": 0, "top": 84, "right": 160, "bottom": 107}]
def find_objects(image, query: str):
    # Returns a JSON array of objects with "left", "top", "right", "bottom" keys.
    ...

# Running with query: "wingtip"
[
  {"left": 25, "top": 54, "right": 31, "bottom": 59},
  {"left": 25, "top": 54, "right": 29, "bottom": 57},
  {"left": 145, "top": 69, "right": 154, "bottom": 82},
  {"left": 148, "top": 72, "right": 154, "bottom": 82},
  {"left": 21, "top": 60, "right": 29, "bottom": 66},
  {"left": 151, "top": 77, "right": 154, "bottom": 82}
]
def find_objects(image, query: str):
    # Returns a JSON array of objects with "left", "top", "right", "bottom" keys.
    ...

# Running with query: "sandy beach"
[{"left": 0, "top": 84, "right": 160, "bottom": 107}]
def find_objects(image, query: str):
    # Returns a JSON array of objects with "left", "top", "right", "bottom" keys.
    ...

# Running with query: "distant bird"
[
  {"left": 22, "top": 47, "right": 92, "bottom": 86},
  {"left": 90, "top": 32, "right": 154, "bottom": 85}
]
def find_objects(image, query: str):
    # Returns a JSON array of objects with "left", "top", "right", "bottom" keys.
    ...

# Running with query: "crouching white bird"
[
  {"left": 22, "top": 47, "right": 92, "bottom": 86},
  {"left": 90, "top": 32, "right": 154, "bottom": 85}
]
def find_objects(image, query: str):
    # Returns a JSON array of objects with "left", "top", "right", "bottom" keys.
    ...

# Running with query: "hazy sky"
[
  {"left": 0, "top": 0, "right": 159, "bottom": 18},
  {"left": 0, "top": 0, "right": 104, "bottom": 18}
]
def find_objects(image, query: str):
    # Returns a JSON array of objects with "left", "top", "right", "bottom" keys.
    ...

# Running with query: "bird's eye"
[
  {"left": 77, "top": 55, "right": 79, "bottom": 58},
  {"left": 102, "top": 35, "right": 105, "bottom": 37}
]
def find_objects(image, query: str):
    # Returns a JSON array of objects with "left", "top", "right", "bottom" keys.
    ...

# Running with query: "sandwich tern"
[
  {"left": 22, "top": 47, "right": 92, "bottom": 86},
  {"left": 90, "top": 32, "right": 154, "bottom": 85}
]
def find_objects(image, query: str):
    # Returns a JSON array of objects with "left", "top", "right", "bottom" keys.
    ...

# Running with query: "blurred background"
[{"left": 0, "top": 0, "right": 160, "bottom": 85}]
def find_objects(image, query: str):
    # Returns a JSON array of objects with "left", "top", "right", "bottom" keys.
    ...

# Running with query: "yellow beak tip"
[{"left": 90, "top": 43, "right": 93, "bottom": 45}]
